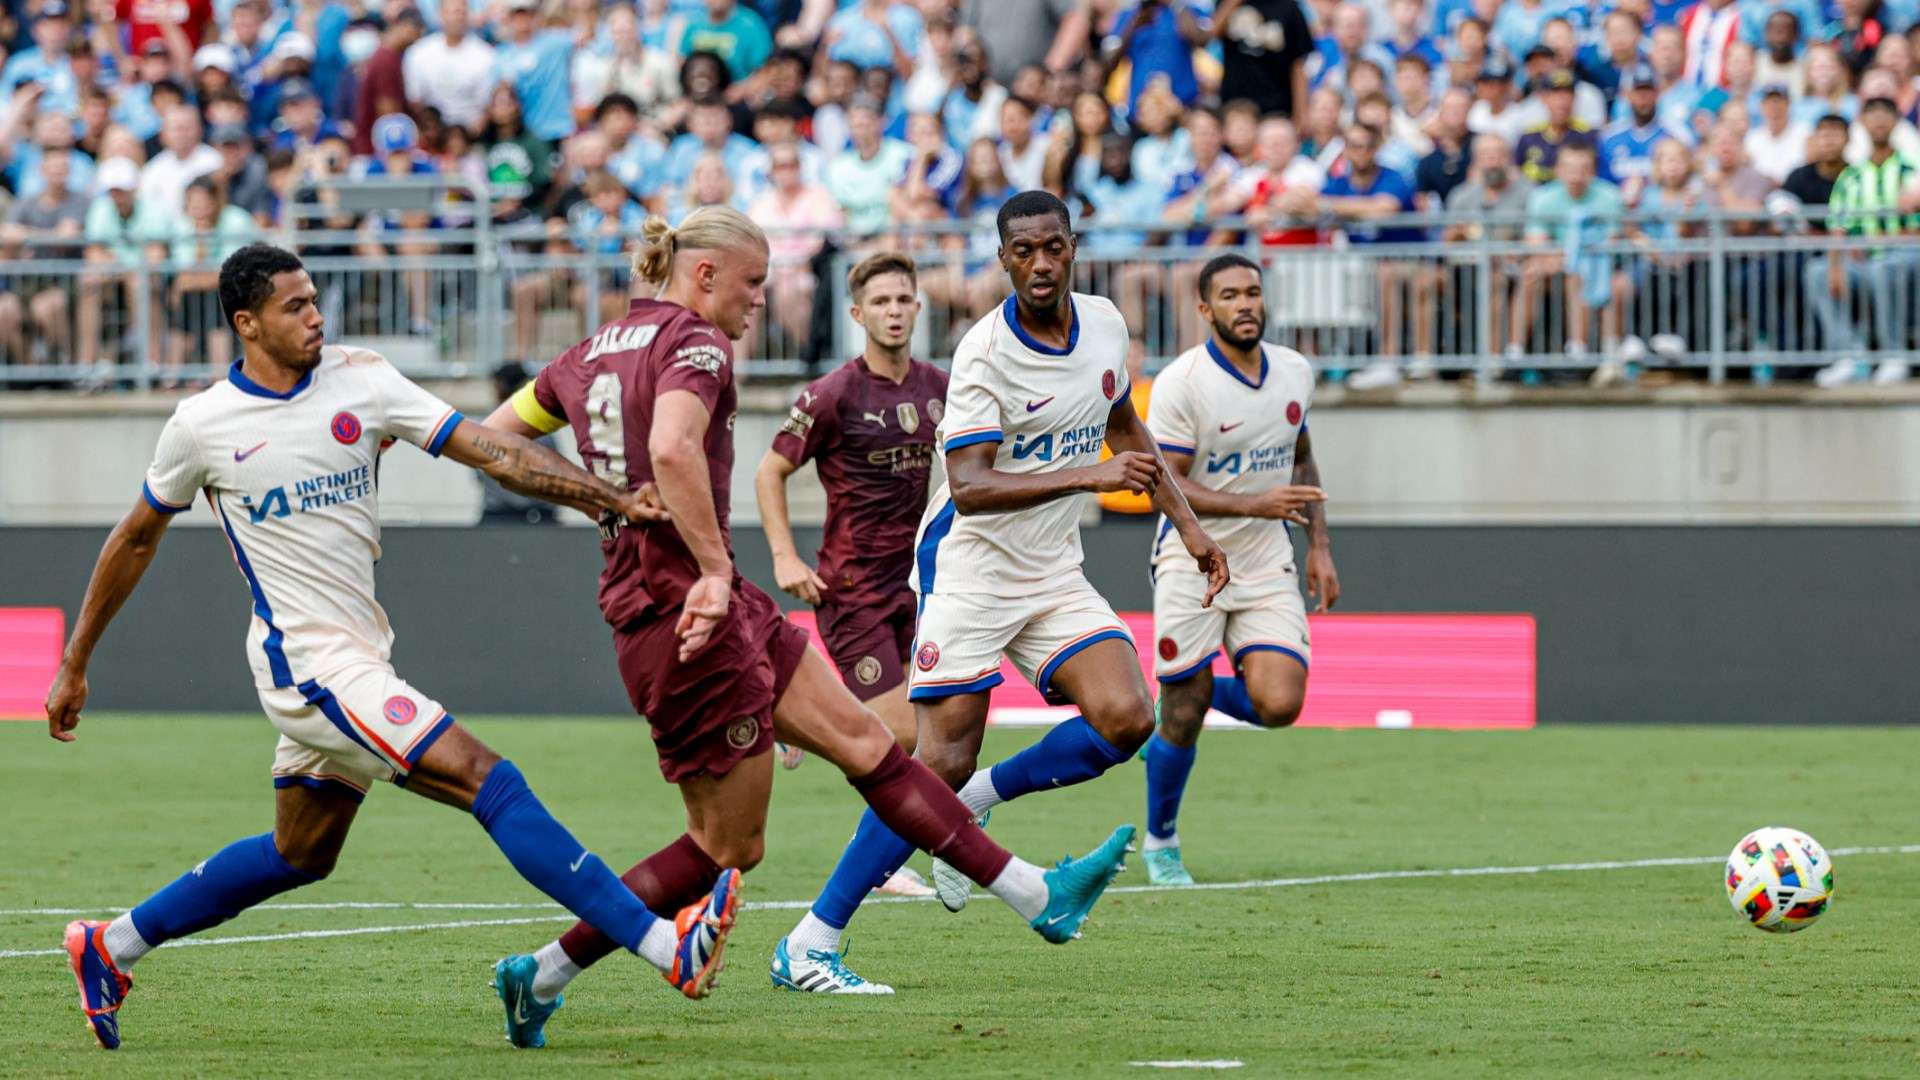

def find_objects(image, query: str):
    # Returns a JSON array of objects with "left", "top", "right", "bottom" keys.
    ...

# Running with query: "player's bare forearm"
[
  {"left": 1167, "top": 464, "right": 1265, "bottom": 516},
  {"left": 441, "top": 421, "right": 623, "bottom": 517},
  {"left": 946, "top": 444, "right": 1104, "bottom": 514},
  {"left": 1107, "top": 397, "right": 1204, "bottom": 536},
  {"left": 754, "top": 451, "right": 804, "bottom": 562},
  {"left": 60, "top": 500, "right": 171, "bottom": 673},
  {"left": 650, "top": 393, "right": 732, "bottom": 577}
]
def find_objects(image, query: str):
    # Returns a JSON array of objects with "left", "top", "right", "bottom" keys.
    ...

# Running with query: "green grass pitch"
[{"left": 2, "top": 717, "right": 1917, "bottom": 1078}]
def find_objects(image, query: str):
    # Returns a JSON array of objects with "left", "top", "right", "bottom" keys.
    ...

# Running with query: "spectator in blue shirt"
[
  {"left": 1492, "top": 0, "right": 1568, "bottom": 69},
  {"left": 0, "top": 5, "right": 80, "bottom": 116},
  {"left": 663, "top": 96, "right": 762, "bottom": 191},
  {"left": 679, "top": 0, "right": 773, "bottom": 82},
  {"left": 825, "top": 0, "right": 924, "bottom": 74},
  {"left": 1577, "top": 10, "right": 1647, "bottom": 100},
  {"left": 494, "top": 0, "right": 577, "bottom": 142},
  {"left": 1320, "top": 120, "right": 1430, "bottom": 382},
  {"left": 1600, "top": 65, "right": 1686, "bottom": 204},
  {"left": 1382, "top": 0, "right": 1444, "bottom": 69},
  {"left": 1101, "top": 0, "right": 1210, "bottom": 114},
  {"left": 1307, "top": 3, "right": 1394, "bottom": 96}
]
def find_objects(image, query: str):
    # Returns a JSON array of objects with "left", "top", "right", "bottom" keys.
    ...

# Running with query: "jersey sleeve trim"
[
  {"left": 943, "top": 427, "right": 1003, "bottom": 452},
  {"left": 424, "top": 410, "right": 465, "bottom": 457},
  {"left": 509, "top": 382, "right": 568, "bottom": 434},
  {"left": 1156, "top": 441, "right": 1196, "bottom": 455},
  {"left": 141, "top": 481, "right": 192, "bottom": 514}
]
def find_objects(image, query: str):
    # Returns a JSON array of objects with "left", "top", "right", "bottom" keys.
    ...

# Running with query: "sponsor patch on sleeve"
[
  {"left": 779, "top": 406, "right": 815, "bottom": 439},
  {"left": 672, "top": 344, "right": 729, "bottom": 376}
]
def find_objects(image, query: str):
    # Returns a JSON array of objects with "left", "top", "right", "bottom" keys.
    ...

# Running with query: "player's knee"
[
  {"left": 1079, "top": 687, "right": 1155, "bottom": 750},
  {"left": 703, "top": 833, "right": 766, "bottom": 873},
  {"left": 274, "top": 835, "right": 342, "bottom": 879},
  {"left": 915, "top": 737, "right": 978, "bottom": 789},
  {"left": 1252, "top": 694, "right": 1304, "bottom": 729},
  {"left": 1156, "top": 686, "right": 1209, "bottom": 741}
]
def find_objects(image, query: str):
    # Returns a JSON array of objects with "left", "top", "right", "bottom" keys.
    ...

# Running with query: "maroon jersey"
[
  {"left": 533, "top": 298, "right": 737, "bottom": 627},
  {"left": 770, "top": 356, "right": 949, "bottom": 607}
]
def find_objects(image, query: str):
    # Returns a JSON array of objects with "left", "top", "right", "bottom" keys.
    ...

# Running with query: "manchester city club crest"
[
  {"left": 726, "top": 716, "right": 760, "bottom": 750},
  {"left": 896, "top": 402, "right": 920, "bottom": 434},
  {"left": 855, "top": 655, "right": 883, "bottom": 685}
]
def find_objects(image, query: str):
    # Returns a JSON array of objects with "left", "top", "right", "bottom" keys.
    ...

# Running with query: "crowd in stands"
[{"left": 2, "top": 0, "right": 1919, "bottom": 386}]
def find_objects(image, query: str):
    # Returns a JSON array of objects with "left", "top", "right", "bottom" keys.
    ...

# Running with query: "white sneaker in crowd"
[
  {"left": 1347, "top": 359, "right": 1404, "bottom": 390},
  {"left": 1871, "top": 359, "right": 1911, "bottom": 385},
  {"left": 1814, "top": 358, "right": 1868, "bottom": 389}
]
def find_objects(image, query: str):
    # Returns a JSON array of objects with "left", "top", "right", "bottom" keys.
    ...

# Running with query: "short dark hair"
[
  {"left": 593, "top": 92, "right": 639, "bottom": 122},
  {"left": 996, "top": 189, "right": 1071, "bottom": 241},
  {"left": 1198, "top": 253, "right": 1261, "bottom": 299},
  {"left": 1816, "top": 112, "right": 1850, "bottom": 131},
  {"left": 1002, "top": 94, "right": 1038, "bottom": 117},
  {"left": 848, "top": 251, "right": 918, "bottom": 299},
  {"left": 219, "top": 244, "right": 305, "bottom": 330},
  {"left": 1863, "top": 95, "right": 1900, "bottom": 116}
]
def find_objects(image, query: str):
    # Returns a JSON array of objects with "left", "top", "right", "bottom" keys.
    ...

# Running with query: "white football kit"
[
  {"left": 142, "top": 347, "right": 467, "bottom": 795},
  {"left": 1149, "top": 340, "right": 1316, "bottom": 681},
  {"left": 908, "top": 293, "right": 1135, "bottom": 704}
]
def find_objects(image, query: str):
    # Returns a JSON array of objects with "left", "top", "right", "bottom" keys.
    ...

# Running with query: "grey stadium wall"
[{"left": 2, "top": 523, "right": 1915, "bottom": 725}]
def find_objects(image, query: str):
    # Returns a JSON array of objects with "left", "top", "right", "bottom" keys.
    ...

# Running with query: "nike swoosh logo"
[
  {"left": 1044, "top": 912, "right": 1073, "bottom": 926},
  {"left": 1026, "top": 397, "right": 1055, "bottom": 412},
  {"left": 234, "top": 442, "right": 267, "bottom": 462},
  {"left": 570, "top": 852, "right": 588, "bottom": 872},
  {"left": 1219, "top": 421, "right": 1244, "bottom": 433},
  {"left": 513, "top": 992, "right": 530, "bottom": 1024}
]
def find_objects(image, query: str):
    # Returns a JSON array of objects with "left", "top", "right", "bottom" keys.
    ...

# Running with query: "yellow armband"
[{"left": 509, "top": 381, "right": 568, "bottom": 435}]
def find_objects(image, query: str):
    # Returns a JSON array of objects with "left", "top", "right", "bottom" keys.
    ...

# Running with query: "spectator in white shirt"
[
  {"left": 137, "top": 105, "right": 222, "bottom": 218},
  {"left": 1744, "top": 84, "right": 1810, "bottom": 183},
  {"left": 403, "top": 0, "right": 497, "bottom": 133},
  {"left": 997, "top": 94, "right": 1047, "bottom": 191}
]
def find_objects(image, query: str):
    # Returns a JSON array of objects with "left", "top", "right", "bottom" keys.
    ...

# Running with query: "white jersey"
[
  {"left": 911, "top": 293, "right": 1132, "bottom": 595},
  {"left": 1149, "top": 340, "right": 1315, "bottom": 583},
  {"left": 142, "top": 347, "right": 465, "bottom": 691}
]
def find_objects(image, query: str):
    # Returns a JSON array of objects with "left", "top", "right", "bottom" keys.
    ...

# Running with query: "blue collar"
[
  {"left": 228, "top": 359, "right": 315, "bottom": 400},
  {"left": 1206, "top": 338, "right": 1266, "bottom": 389},
  {"left": 1003, "top": 294, "right": 1078, "bottom": 356}
]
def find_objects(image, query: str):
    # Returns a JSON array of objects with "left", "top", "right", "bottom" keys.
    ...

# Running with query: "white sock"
[
  {"left": 957, "top": 770, "right": 1002, "bottom": 817},
  {"left": 787, "top": 910, "right": 843, "bottom": 956},
  {"left": 1143, "top": 831, "right": 1179, "bottom": 853},
  {"left": 102, "top": 914, "right": 152, "bottom": 969},
  {"left": 986, "top": 858, "right": 1048, "bottom": 922},
  {"left": 636, "top": 919, "right": 676, "bottom": 972},
  {"left": 529, "top": 940, "right": 580, "bottom": 1003}
]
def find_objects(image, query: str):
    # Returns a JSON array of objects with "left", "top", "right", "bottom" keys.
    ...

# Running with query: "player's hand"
[
  {"left": 1184, "top": 531, "right": 1231, "bottom": 608},
  {"left": 45, "top": 663, "right": 88, "bottom": 743},
  {"left": 773, "top": 552, "right": 829, "bottom": 606},
  {"left": 621, "top": 481, "right": 671, "bottom": 525},
  {"left": 1249, "top": 485, "right": 1326, "bottom": 526},
  {"left": 1088, "top": 451, "right": 1160, "bottom": 495},
  {"left": 1306, "top": 545, "right": 1341, "bottom": 613},
  {"left": 675, "top": 573, "right": 732, "bottom": 662}
]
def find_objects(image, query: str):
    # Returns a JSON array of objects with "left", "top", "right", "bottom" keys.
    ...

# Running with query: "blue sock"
[
  {"left": 128, "top": 832, "right": 317, "bottom": 945},
  {"left": 810, "top": 808, "right": 917, "bottom": 929},
  {"left": 1143, "top": 733, "right": 1198, "bottom": 841},
  {"left": 471, "top": 760, "right": 661, "bottom": 954},
  {"left": 986, "top": 716, "right": 1131, "bottom": 802},
  {"left": 1209, "top": 675, "right": 1261, "bottom": 725}
]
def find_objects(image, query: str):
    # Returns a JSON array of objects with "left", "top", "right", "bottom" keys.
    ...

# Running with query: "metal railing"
[{"left": 0, "top": 205, "right": 1910, "bottom": 388}]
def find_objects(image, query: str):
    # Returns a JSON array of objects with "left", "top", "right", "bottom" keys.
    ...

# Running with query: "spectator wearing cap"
[
  {"left": 824, "top": 93, "right": 912, "bottom": 233},
  {"left": 1534, "top": 20, "right": 1608, "bottom": 130},
  {"left": 1469, "top": 61, "right": 1528, "bottom": 148},
  {"left": 1619, "top": 26, "right": 1709, "bottom": 139},
  {"left": 138, "top": 104, "right": 221, "bottom": 217},
  {"left": 357, "top": 113, "right": 439, "bottom": 337},
  {"left": 0, "top": 145, "right": 89, "bottom": 366},
  {"left": 1578, "top": 10, "right": 1649, "bottom": 100},
  {"left": 111, "top": 0, "right": 214, "bottom": 68},
  {"left": 1516, "top": 71, "right": 1598, "bottom": 186},
  {"left": 351, "top": 7, "right": 424, "bottom": 157},
  {"left": 209, "top": 123, "right": 272, "bottom": 223},
  {"left": 1807, "top": 96, "right": 1920, "bottom": 387},
  {"left": 163, "top": 175, "right": 258, "bottom": 376},
  {"left": 1753, "top": 10, "right": 1808, "bottom": 100},
  {"left": 1600, "top": 65, "right": 1688, "bottom": 206},
  {"left": 824, "top": 0, "right": 924, "bottom": 76},
  {"left": 401, "top": 0, "right": 494, "bottom": 134},
  {"left": 0, "top": 4, "right": 80, "bottom": 116},
  {"left": 495, "top": 0, "right": 578, "bottom": 142},
  {"left": 1746, "top": 84, "right": 1811, "bottom": 182},
  {"left": 663, "top": 96, "right": 761, "bottom": 191},
  {"left": 680, "top": 0, "right": 773, "bottom": 83},
  {"left": 269, "top": 79, "right": 341, "bottom": 153},
  {"left": 79, "top": 156, "right": 158, "bottom": 367},
  {"left": 192, "top": 44, "right": 239, "bottom": 105},
  {"left": 940, "top": 35, "right": 1006, "bottom": 148},
  {"left": 251, "top": 32, "right": 320, "bottom": 134},
  {"left": 1307, "top": 4, "right": 1392, "bottom": 98},
  {"left": 1100, "top": 0, "right": 1210, "bottom": 116}
]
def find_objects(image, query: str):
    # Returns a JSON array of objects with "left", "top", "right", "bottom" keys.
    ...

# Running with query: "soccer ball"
[{"left": 1724, "top": 827, "right": 1834, "bottom": 932}]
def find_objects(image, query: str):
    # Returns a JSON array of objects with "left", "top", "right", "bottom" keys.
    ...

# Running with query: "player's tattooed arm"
[
  {"left": 441, "top": 420, "right": 665, "bottom": 523},
  {"left": 46, "top": 498, "right": 176, "bottom": 742},
  {"left": 1294, "top": 429, "right": 1340, "bottom": 611},
  {"left": 1159, "top": 449, "right": 1324, "bottom": 525},
  {"left": 1105, "top": 393, "right": 1233, "bottom": 605}
]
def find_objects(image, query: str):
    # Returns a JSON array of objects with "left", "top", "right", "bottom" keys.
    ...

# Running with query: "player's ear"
[{"left": 231, "top": 310, "right": 256, "bottom": 342}]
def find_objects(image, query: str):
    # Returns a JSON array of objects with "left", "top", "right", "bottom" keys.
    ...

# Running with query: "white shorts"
[
  {"left": 258, "top": 663, "right": 455, "bottom": 799},
  {"left": 910, "top": 576, "right": 1133, "bottom": 705},
  {"left": 1153, "top": 567, "right": 1310, "bottom": 682}
]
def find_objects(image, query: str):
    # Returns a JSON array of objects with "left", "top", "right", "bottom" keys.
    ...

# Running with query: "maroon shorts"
[
  {"left": 613, "top": 578, "right": 811, "bottom": 782},
  {"left": 816, "top": 587, "right": 916, "bottom": 701}
]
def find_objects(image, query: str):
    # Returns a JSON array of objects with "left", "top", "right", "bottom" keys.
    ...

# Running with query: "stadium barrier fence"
[{"left": 1, "top": 207, "right": 1912, "bottom": 388}]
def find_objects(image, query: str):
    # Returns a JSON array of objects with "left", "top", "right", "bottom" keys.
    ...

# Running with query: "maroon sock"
[
  {"left": 557, "top": 833, "right": 721, "bottom": 968},
  {"left": 851, "top": 743, "right": 1014, "bottom": 886}
]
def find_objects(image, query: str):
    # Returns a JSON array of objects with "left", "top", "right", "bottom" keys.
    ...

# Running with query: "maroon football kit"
[
  {"left": 770, "top": 356, "right": 949, "bottom": 700},
  {"left": 532, "top": 298, "right": 809, "bottom": 781}
]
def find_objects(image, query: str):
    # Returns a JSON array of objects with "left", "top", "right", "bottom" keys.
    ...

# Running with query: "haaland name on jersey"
[
  {"left": 1011, "top": 420, "right": 1108, "bottom": 463},
  {"left": 242, "top": 464, "right": 375, "bottom": 522}
]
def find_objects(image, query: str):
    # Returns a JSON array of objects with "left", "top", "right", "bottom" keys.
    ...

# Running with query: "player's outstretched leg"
[{"left": 773, "top": 651, "right": 1135, "bottom": 992}]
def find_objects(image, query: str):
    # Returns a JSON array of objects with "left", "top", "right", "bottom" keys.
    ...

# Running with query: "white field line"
[{"left": 3, "top": 842, "right": 1913, "bottom": 960}]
